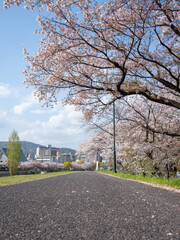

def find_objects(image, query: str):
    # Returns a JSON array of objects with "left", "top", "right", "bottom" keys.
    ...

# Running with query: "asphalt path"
[{"left": 0, "top": 171, "right": 180, "bottom": 240}]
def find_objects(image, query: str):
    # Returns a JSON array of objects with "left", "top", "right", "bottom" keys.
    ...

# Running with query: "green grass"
[
  {"left": 97, "top": 171, "right": 180, "bottom": 189},
  {"left": 0, "top": 171, "right": 75, "bottom": 186}
]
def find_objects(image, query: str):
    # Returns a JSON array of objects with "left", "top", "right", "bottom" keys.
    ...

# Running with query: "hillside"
[{"left": 0, "top": 141, "right": 76, "bottom": 157}]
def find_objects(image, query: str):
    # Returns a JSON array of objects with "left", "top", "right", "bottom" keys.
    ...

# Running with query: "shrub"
[
  {"left": 77, "top": 160, "right": 84, "bottom": 164},
  {"left": 42, "top": 162, "right": 64, "bottom": 172},
  {"left": 71, "top": 162, "right": 82, "bottom": 171},
  {"left": 18, "top": 161, "right": 33, "bottom": 171},
  {"left": 56, "top": 163, "right": 64, "bottom": 171},
  {"left": 32, "top": 161, "right": 44, "bottom": 170},
  {"left": 0, "top": 162, "right": 8, "bottom": 171},
  {"left": 82, "top": 162, "right": 95, "bottom": 171},
  {"left": 98, "top": 162, "right": 106, "bottom": 169},
  {"left": 71, "top": 162, "right": 95, "bottom": 171},
  {"left": 91, "top": 162, "right": 96, "bottom": 168},
  {"left": 18, "top": 161, "right": 64, "bottom": 173},
  {"left": 63, "top": 162, "right": 72, "bottom": 170},
  {"left": 108, "top": 163, "right": 113, "bottom": 170}
]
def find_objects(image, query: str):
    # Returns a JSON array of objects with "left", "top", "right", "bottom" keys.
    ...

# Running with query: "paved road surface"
[{"left": 0, "top": 172, "right": 180, "bottom": 240}]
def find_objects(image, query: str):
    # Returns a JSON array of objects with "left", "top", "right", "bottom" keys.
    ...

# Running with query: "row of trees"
[
  {"left": 0, "top": 160, "right": 95, "bottom": 173},
  {"left": 77, "top": 96, "right": 180, "bottom": 178}
]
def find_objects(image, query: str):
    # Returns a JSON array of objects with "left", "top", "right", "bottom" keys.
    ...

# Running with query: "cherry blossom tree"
[
  {"left": 119, "top": 97, "right": 180, "bottom": 138},
  {"left": 121, "top": 98, "right": 180, "bottom": 177},
  {"left": 76, "top": 132, "right": 108, "bottom": 162},
  {"left": 77, "top": 96, "right": 180, "bottom": 177},
  {"left": 2, "top": 0, "right": 180, "bottom": 112},
  {"left": 18, "top": 161, "right": 64, "bottom": 172}
]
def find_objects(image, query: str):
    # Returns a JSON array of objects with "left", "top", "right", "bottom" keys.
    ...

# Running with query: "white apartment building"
[
  {"left": 35, "top": 145, "right": 74, "bottom": 163},
  {"left": 35, "top": 145, "right": 59, "bottom": 162}
]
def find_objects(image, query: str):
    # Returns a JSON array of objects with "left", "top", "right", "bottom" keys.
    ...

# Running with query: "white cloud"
[
  {"left": 0, "top": 87, "right": 88, "bottom": 148},
  {"left": 19, "top": 105, "right": 87, "bottom": 149},
  {"left": 0, "top": 84, "right": 11, "bottom": 97},
  {"left": 0, "top": 111, "right": 8, "bottom": 129},
  {"left": 13, "top": 92, "right": 39, "bottom": 115},
  {"left": 0, "top": 84, "right": 21, "bottom": 98},
  {"left": 65, "top": 106, "right": 83, "bottom": 125},
  {"left": 65, "top": 126, "right": 83, "bottom": 135},
  {"left": 0, "top": 111, "right": 7, "bottom": 117},
  {"left": 31, "top": 107, "right": 57, "bottom": 114},
  {"left": 14, "top": 102, "right": 33, "bottom": 115},
  {"left": 46, "top": 114, "right": 64, "bottom": 128},
  {"left": 31, "top": 109, "right": 48, "bottom": 114},
  {"left": 40, "top": 105, "right": 83, "bottom": 130}
]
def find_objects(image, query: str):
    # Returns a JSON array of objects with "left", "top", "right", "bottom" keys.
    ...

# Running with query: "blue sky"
[{"left": 0, "top": 6, "right": 88, "bottom": 149}]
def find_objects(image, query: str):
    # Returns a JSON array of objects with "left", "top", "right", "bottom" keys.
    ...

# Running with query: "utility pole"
[
  {"left": 113, "top": 101, "right": 117, "bottom": 173},
  {"left": 96, "top": 148, "right": 99, "bottom": 170}
]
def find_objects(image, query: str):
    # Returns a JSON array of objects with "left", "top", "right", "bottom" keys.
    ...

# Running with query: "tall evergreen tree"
[{"left": 7, "top": 130, "right": 21, "bottom": 176}]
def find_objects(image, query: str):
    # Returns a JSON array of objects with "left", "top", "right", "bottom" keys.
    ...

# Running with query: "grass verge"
[
  {"left": 97, "top": 170, "right": 180, "bottom": 189},
  {"left": 0, "top": 171, "right": 75, "bottom": 186}
]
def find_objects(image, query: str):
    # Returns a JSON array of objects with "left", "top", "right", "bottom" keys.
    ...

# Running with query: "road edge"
[{"left": 98, "top": 172, "right": 180, "bottom": 194}]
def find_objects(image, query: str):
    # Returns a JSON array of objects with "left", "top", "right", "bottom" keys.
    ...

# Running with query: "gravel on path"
[{"left": 0, "top": 171, "right": 180, "bottom": 240}]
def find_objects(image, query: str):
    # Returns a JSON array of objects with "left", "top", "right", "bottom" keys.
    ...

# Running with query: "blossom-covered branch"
[{"left": 3, "top": 0, "right": 180, "bottom": 111}]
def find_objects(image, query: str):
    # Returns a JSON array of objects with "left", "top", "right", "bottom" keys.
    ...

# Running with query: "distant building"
[
  {"left": 26, "top": 154, "right": 33, "bottom": 161},
  {"left": 76, "top": 152, "right": 103, "bottom": 163},
  {"left": 35, "top": 145, "right": 59, "bottom": 162},
  {"left": 0, "top": 148, "right": 27, "bottom": 162},
  {"left": 57, "top": 153, "right": 73, "bottom": 163},
  {"left": 35, "top": 145, "right": 76, "bottom": 163},
  {"left": 77, "top": 153, "right": 88, "bottom": 162}
]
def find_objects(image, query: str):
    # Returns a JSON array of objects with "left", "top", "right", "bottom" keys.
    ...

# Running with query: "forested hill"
[{"left": 0, "top": 141, "right": 76, "bottom": 157}]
